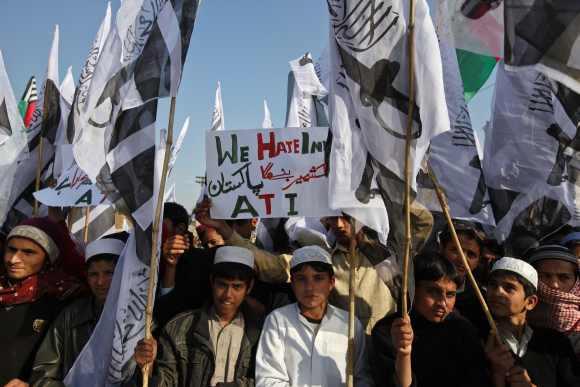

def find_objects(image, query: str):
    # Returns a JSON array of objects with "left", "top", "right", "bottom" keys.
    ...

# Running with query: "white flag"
[
  {"left": 484, "top": 63, "right": 580, "bottom": 241},
  {"left": 71, "top": 0, "right": 200, "bottom": 182},
  {"left": 262, "top": 99, "right": 273, "bottom": 128},
  {"left": 0, "top": 50, "right": 28, "bottom": 227},
  {"left": 285, "top": 52, "right": 328, "bottom": 128},
  {"left": 420, "top": 0, "right": 495, "bottom": 226},
  {"left": 210, "top": 81, "right": 225, "bottom": 131},
  {"left": 168, "top": 116, "right": 190, "bottom": 177},
  {"left": 326, "top": 0, "right": 449, "bottom": 246}
]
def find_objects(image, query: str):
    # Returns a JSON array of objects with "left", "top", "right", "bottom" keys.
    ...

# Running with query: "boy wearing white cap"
[
  {"left": 131, "top": 246, "right": 262, "bottom": 387},
  {"left": 256, "top": 245, "right": 374, "bottom": 387},
  {"left": 485, "top": 257, "right": 579, "bottom": 387},
  {"left": 30, "top": 232, "right": 128, "bottom": 385}
]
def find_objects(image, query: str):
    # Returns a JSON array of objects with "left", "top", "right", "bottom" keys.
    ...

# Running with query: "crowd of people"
[{"left": 0, "top": 199, "right": 578, "bottom": 386}]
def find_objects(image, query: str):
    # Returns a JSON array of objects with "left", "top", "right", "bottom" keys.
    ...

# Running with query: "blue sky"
[{"left": 0, "top": 0, "right": 493, "bottom": 211}]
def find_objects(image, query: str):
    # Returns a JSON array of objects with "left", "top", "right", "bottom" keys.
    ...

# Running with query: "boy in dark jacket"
[
  {"left": 131, "top": 246, "right": 262, "bottom": 387},
  {"left": 485, "top": 257, "right": 580, "bottom": 387},
  {"left": 29, "top": 232, "right": 128, "bottom": 386},
  {"left": 372, "top": 252, "right": 490, "bottom": 387}
]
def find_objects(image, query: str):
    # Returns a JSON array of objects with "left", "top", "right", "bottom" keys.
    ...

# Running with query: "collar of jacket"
[
  {"left": 69, "top": 296, "right": 101, "bottom": 329},
  {"left": 189, "top": 302, "right": 263, "bottom": 348}
]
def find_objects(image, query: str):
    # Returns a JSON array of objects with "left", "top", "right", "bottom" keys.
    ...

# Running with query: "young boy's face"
[
  {"left": 291, "top": 264, "right": 335, "bottom": 312},
  {"left": 441, "top": 233, "right": 481, "bottom": 278},
  {"left": 487, "top": 272, "right": 537, "bottom": 319},
  {"left": 211, "top": 276, "right": 252, "bottom": 318},
  {"left": 414, "top": 277, "right": 457, "bottom": 323}
]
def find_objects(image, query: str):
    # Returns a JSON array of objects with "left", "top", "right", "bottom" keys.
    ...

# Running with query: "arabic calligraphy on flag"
[{"left": 206, "top": 127, "right": 338, "bottom": 219}]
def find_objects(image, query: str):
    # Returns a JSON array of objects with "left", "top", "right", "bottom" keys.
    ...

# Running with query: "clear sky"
[{"left": 0, "top": 0, "right": 493, "bottom": 211}]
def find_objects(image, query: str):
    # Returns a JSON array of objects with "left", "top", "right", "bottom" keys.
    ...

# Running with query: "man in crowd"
[
  {"left": 560, "top": 231, "right": 580, "bottom": 261},
  {"left": 256, "top": 245, "right": 373, "bottom": 386},
  {"left": 29, "top": 232, "right": 128, "bottom": 386},
  {"left": 0, "top": 217, "right": 84, "bottom": 387},
  {"left": 195, "top": 198, "right": 396, "bottom": 335},
  {"left": 372, "top": 252, "right": 490, "bottom": 387},
  {"left": 197, "top": 225, "right": 225, "bottom": 249},
  {"left": 526, "top": 245, "right": 580, "bottom": 359},
  {"left": 438, "top": 220, "right": 488, "bottom": 335},
  {"left": 131, "top": 246, "right": 262, "bottom": 387},
  {"left": 485, "top": 257, "right": 579, "bottom": 387}
]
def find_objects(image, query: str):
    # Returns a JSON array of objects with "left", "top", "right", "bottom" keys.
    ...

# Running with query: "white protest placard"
[
  {"left": 206, "top": 127, "right": 338, "bottom": 219},
  {"left": 33, "top": 164, "right": 108, "bottom": 207}
]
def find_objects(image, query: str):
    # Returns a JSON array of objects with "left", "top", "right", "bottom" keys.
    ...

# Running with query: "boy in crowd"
[
  {"left": 485, "top": 257, "right": 579, "bottom": 387},
  {"left": 526, "top": 245, "right": 580, "bottom": 359},
  {"left": 130, "top": 246, "right": 262, "bottom": 387},
  {"left": 0, "top": 217, "right": 83, "bottom": 387},
  {"left": 438, "top": 220, "right": 488, "bottom": 335},
  {"left": 256, "top": 245, "right": 373, "bottom": 386},
  {"left": 29, "top": 232, "right": 128, "bottom": 386},
  {"left": 195, "top": 197, "right": 396, "bottom": 335},
  {"left": 372, "top": 252, "right": 490, "bottom": 387}
]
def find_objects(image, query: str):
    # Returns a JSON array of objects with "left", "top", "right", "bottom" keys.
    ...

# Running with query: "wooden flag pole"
[
  {"left": 83, "top": 206, "right": 91, "bottom": 243},
  {"left": 346, "top": 222, "right": 358, "bottom": 387},
  {"left": 142, "top": 96, "right": 177, "bottom": 386},
  {"left": 401, "top": 0, "right": 417, "bottom": 317},
  {"left": 427, "top": 165, "right": 499, "bottom": 337}
]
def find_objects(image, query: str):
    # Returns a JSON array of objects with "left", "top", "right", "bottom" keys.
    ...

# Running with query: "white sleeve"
[
  {"left": 354, "top": 318, "right": 375, "bottom": 387},
  {"left": 255, "top": 312, "right": 291, "bottom": 387}
]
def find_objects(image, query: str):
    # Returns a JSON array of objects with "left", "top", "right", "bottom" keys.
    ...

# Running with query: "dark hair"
[
  {"left": 414, "top": 251, "right": 462, "bottom": 287},
  {"left": 290, "top": 261, "right": 334, "bottom": 277},
  {"left": 489, "top": 270, "right": 537, "bottom": 298},
  {"left": 87, "top": 254, "right": 119, "bottom": 267},
  {"left": 164, "top": 202, "right": 189, "bottom": 228},
  {"left": 211, "top": 262, "right": 255, "bottom": 286},
  {"left": 439, "top": 221, "right": 485, "bottom": 249}
]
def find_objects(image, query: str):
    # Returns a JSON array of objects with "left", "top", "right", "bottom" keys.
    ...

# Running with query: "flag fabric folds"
[
  {"left": 326, "top": 0, "right": 450, "bottom": 249},
  {"left": 285, "top": 52, "right": 329, "bottom": 128},
  {"left": 484, "top": 63, "right": 580, "bottom": 242},
  {"left": 0, "top": 50, "right": 28, "bottom": 227},
  {"left": 2, "top": 25, "right": 60, "bottom": 231},
  {"left": 210, "top": 81, "right": 225, "bottom": 131},
  {"left": 421, "top": 0, "right": 495, "bottom": 226},
  {"left": 504, "top": 0, "right": 580, "bottom": 93},
  {"left": 18, "top": 76, "right": 38, "bottom": 128},
  {"left": 262, "top": 99, "right": 273, "bottom": 128},
  {"left": 70, "top": 0, "right": 200, "bottom": 182}
]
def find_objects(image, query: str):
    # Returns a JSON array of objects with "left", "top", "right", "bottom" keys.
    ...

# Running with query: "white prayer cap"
[
  {"left": 214, "top": 246, "right": 254, "bottom": 269},
  {"left": 85, "top": 237, "right": 126, "bottom": 263},
  {"left": 291, "top": 245, "right": 332, "bottom": 269},
  {"left": 491, "top": 257, "right": 538, "bottom": 290}
]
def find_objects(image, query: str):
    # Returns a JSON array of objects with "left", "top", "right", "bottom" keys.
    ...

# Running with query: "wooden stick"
[
  {"left": 427, "top": 165, "right": 499, "bottom": 337},
  {"left": 83, "top": 206, "right": 91, "bottom": 243},
  {"left": 33, "top": 136, "right": 45, "bottom": 216},
  {"left": 346, "top": 222, "right": 358, "bottom": 387},
  {"left": 66, "top": 207, "right": 74, "bottom": 231},
  {"left": 401, "top": 0, "right": 417, "bottom": 317},
  {"left": 142, "top": 96, "right": 177, "bottom": 386}
]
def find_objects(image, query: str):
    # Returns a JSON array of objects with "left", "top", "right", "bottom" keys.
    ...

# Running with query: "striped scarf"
[{"left": 533, "top": 280, "right": 580, "bottom": 333}]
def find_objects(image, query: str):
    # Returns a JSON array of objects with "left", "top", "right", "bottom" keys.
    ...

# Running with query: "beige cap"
[
  {"left": 291, "top": 245, "right": 332, "bottom": 268},
  {"left": 214, "top": 246, "right": 254, "bottom": 269}
]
